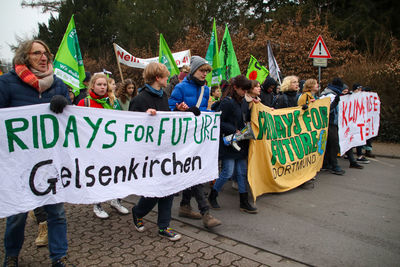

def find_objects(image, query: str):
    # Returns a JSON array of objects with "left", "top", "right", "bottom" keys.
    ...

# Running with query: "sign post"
[{"left": 309, "top": 36, "right": 331, "bottom": 93}]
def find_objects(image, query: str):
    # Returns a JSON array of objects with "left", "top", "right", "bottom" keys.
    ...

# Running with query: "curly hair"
[
  {"left": 116, "top": 79, "right": 137, "bottom": 104},
  {"left": 280, "top": 76, "right": 299, "bottom": 92}
]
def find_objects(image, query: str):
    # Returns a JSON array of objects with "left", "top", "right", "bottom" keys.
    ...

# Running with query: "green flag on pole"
[
  {"left": 53, "top": 15, "right": 85, "bottom": 96},
  {"left": 246, "top": 55, "right": 269, "bottom": 84},
  {"left": 205, "top": 18, "right": 221, "bottom": 86},
  {"left": 219, "top": 25, "right": 241, "bottom": 80},
  {"left": 159, "top": 34, "right": 180, "bottom": 78}
]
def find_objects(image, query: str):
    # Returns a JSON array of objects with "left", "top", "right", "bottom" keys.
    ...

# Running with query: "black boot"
[
  {"left": 239, "top": 193, "right": 258, "bottom": 214},
  {"left": 208, "top": 189, "right": 221, "bottom": 209}
]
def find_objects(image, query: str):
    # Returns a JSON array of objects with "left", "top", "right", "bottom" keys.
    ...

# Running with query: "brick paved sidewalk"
[{"left": 0, "top": 204, "right": 306, "bottom": 267}]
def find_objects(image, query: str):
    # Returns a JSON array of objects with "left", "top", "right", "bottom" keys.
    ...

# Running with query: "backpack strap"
[
  {"left": 84, "top": 97, "right": 90, "bottom": 107},
  {"left": 196, "top": 86, "right": 205, "bottom": 108}
]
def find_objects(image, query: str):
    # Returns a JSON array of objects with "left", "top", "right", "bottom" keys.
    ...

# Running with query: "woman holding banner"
[
  {"left": 77, "top": 73, "right": 130, "bottom": 219},
  {"left": 208, "top": 75, "right": 258, "bottom": 214}
]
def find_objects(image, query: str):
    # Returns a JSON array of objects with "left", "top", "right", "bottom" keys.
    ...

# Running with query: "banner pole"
[{"left": 113, "top": 43, "right": 124, "bottom": 82}]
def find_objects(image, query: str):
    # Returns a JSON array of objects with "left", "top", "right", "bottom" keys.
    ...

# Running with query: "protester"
[
  {"left": 208, "top": 75, "right": 257, "bottom": 213},
  {"left": 164, "top": 74, "right": 179, "bottom": 97},
  {"left": 274, "top": 75, "right": 300, "bottom": 108},
  {"left": 129, "top": 62, "right": 182, "bottom": 241},
  {"left": 208, "top": 85, "right": 221, "bottom": 109},
  {"left": 116, "top": 78, "right": 137, "bottom": 111},
  {"left": 73, "top": 71, "right": 91, "bottom": 105},
  {"left": 0, "top": 39, "right": 75, "bottom": 267},
  {"left": 320, "top": 78, "right": 345, "bottom": 175},
  {"left": 168, "top": 55, "right": 221, "bottom": 229},
  {"left": 107, "top": 77, "right": 122, "bottom": 110},
  {"left": 297, "top": 78, "right": 318, "bottom": 108},
  {"left": 245, "top": 80, "right": 261, "bottom": 108},
  {"left": 260, "top": 76, "right": 278, "bottom": 107},
  {"left": 31, "top": 208, "right": 48, "bottom": 247},
  {"left": 77, "top": 73, "right": 129, "bottom": 219}
]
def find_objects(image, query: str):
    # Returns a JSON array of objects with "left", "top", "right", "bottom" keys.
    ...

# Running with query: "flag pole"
[{"left": 113, "top": 43, "right": 124, "bottom": 82}]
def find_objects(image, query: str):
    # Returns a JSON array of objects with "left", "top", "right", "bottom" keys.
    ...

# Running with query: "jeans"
[
  {"left": 33, "top": 206, "right": 47, "bottom": 224},
  {"left": 180, "top": 184, "right": 209, "bottom": 215},
  {"left": 214, "top": 158, "right": 248, "bottom": 193},
  {"left": 345, "top": 149, "right": 356, "bottom": 164},
  {"left": 4, "top": 203, "right": 67, "bottom": 262},
  {"left": 133, "top": 195, "right": 174, "bottom": 229}
]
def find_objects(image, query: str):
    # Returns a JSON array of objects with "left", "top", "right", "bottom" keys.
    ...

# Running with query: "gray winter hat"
[{"left": 190, "top": 56, "right": 210, "bottom": 75}]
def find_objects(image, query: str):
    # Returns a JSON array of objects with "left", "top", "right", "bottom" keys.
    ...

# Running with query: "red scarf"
[{"left": 15, "top": 64, "right": 40, "bottom": 91}]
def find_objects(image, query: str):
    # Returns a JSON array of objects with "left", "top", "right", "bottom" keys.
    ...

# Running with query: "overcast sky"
[{"left": 0, "top": 0, "right": 55, "bottom": 63}]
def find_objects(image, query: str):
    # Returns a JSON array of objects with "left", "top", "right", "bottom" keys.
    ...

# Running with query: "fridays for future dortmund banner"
[
  {"left": 0, "top": 105, "right": 220, "bottom": 218},
  {"left": 338, "top": 92, "right": 380, "bottom": 155},
  {"left": 248, "top": 98, "right": 330, "bottom": 200}
]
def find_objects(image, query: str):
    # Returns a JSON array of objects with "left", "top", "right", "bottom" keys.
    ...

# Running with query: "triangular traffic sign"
[{"left": 309, "top": 35, "right": 331, "bottom": 58}]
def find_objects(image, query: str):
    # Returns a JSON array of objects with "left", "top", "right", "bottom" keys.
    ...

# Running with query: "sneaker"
[
  {"left": 343, "top": 154, "right": 348, "bottom": 159},
  {"left": 110, "top": 199, "right": 129, "bottom": 214},
  {"left": 52, "top": 256, "right": 76, "bottom": 267},
  {"left": 231, "top": 181, "right": 238, "bottom": 190},
  {"left": 158, "top": 228, "right": 181, "bottom": 241},
  {"left": 132, "top": 209, "right": 145, "bottom": 232},
  {"left": 35, "top": 221, "right": 48, "bottom": 247},
  {"left": 93, "top": 204, "right": 109, "bottom": 219},
  {"left": 356, "top": 156, "right": 370, "bottom": 164},
  {"left": 3, "top": 256, "right": 18, "bottom": 267},
  {"left": 331, "top": 167, "right": 345, "bottom": 175},
  {"left": 178, "top": 205, "right": 202, "bottom": 219},
  {"left": 350, "top": 162, "right": 364, "bottom": 169}
]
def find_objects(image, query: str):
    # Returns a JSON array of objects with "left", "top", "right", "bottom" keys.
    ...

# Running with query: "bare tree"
[{"left": 21, "top": 0, "right": 62, "bottom": 13}]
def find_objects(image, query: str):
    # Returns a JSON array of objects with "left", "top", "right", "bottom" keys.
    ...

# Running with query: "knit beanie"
[
  {"left": 331, "top": 77, "right": 344, "bottom": 90},
  {"left": 190, "top": 56, "right": 210, "bottom": 75}
]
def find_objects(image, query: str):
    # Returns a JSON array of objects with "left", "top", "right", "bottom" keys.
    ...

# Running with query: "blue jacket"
[
  {"left": 168, "top": 76, "right": 210, "bottom": 111},
  {"left": 0, "top": 69, "right": 70, "bottom": 108}
]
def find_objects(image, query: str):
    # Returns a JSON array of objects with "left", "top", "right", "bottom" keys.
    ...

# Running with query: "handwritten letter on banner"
[
  {"left": 0, "top": 105, "right": 220, "bottom": 218},
  {"left": 248, "top": 98, "right": 330, "bottom": 200},
  {"left": 338, "top": 92, "right": 380, "bottom": 155}
]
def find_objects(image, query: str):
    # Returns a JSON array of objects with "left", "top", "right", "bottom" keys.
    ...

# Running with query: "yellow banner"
[{"left": 248, "top": 98, "right": 330, "bottom": 200}]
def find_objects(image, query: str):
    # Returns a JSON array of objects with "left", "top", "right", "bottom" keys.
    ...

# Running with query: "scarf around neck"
[
  {"left": 87, "top": 94, "right": 113, "bottom": 109},
  {"left": 188, "top": 74, "right": 206, "bottom": 86},
  {"left": 144, "top": 84, "right": 163, "bottom": 98},
  {"left": 15, "top": 64, "right": 54, "bottom": 93}
]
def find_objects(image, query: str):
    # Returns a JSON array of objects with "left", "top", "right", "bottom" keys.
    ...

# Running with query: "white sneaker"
[
  {"left": 110, "top": 199, "right": 129, "bottom": 214},
  {"left": 93, "top": 204, "right": 109, "bottom": 219},
  {"left": 232, "top": 181, "right": 238, "bottom": 190}
]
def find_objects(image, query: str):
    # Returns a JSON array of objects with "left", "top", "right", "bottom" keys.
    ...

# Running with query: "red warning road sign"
[{"left": 309, "top": 36, "right": 331, "bottom": 58}]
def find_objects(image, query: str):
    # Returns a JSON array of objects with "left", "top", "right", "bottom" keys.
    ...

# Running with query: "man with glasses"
[
  {"left": 168, "top": 56, "right": 222, "bottom": 229},
  {"left": 0, "top": 39, "right": 74, "bottom": 267}
]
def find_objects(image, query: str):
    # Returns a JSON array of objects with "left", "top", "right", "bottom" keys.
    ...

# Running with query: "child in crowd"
[
  {"left": 208, "top": 85, "right": 221, "bottom": 109},
  {"left": 107, "top": 77, "right": 122, "bottom": 110},
  {"left": 116, "top": 79, "right": 137, "bottom": 111},
  {"left": 129, "top": 62, "right": 182, "bottom": 241},
  {"left": 77, "top": 73, "right": 129, "bottom": 219}
]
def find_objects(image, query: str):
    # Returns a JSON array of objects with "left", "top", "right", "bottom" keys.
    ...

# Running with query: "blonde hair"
[
  {"left": 88, "top": 73, "right": 108, "bottom": 96},
  {"left": 302, "top": 79, "right": 317, "bottom": 93},
  {"left": 107, "top": 77, "right": 117, "bottom": 105},
  {"left": 143, "top": 62, "right": 170, "bottom": 85},
  {"left": 280, "top": 76, "right": 299, "bottom": 92}
]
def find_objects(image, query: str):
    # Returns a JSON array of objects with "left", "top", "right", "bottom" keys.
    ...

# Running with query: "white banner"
[
  {"left": 0, "top": 105, "right": 220, "bottom": 218},
  {"left": 338, "top": 92, "right": 380, "bottom": 155},
  {"left": 115, "top": 43, "right": 190, "bottom": 69}
]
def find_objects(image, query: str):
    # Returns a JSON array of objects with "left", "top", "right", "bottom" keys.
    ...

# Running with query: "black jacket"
[
  {"left": 274, "top": 91, "right": 299, "bottom": 109},
  {"left": 129, "top": 87, "right": 169, "bottom": 112},
  {"left": 219, "top": 96, "right": 250, "bottom": 160}
]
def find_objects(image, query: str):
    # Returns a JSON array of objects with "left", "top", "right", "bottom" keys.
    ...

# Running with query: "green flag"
[
  {"left": 246, "top": 55, "right": 269, "bottom": 84},
  {"left": 219, "top": 25, "right": 241, "bottom": 80},
  {"left": 159, "top": 34, "right": 180, "bottom": 78},
  {"left": 53, "top": 15, "right": 85, "bottom": 96},
  {"left": 205, "top": 19, "right": 221, "bottom": 86}
]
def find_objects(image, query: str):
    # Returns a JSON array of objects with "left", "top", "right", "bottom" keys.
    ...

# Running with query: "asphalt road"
[{"left": 171, "top": 156, "right": 400, "bottom": 267}]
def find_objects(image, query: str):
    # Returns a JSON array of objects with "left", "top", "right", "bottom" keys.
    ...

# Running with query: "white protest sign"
[
  {"left": 0, "top": 105, "right": 220, "bottom": 218},
  {"left": 338, "top": 92, "right": 380, "bottom": 155},
  {"left": 115, "top": 43, "right": 190, "bottom": 69}
]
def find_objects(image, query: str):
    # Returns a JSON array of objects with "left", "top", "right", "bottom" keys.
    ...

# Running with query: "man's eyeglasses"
[{"left": 29, "top": 51, "right": 52, "bottom": 59}]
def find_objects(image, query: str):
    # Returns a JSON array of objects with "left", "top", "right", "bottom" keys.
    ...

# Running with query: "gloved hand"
[
  {"left": 188, "top": 106, "right": 201, "bottom": 116},
  {"left": 50, "top": 95, "right": 68, "bottom": 114},
  {"left": 302, "top": 104, "right": 308, "bottom": 110}
]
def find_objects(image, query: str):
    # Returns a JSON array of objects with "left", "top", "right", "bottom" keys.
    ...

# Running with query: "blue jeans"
[
  {"left": 133, "top": 195, "right": 174, "bottom": 229},
  {"left": 4, "top": 203, "right": 68, "bottom": 262},
  {"left": 214, "top": 158, "right": 248, "bottom": 193}
]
